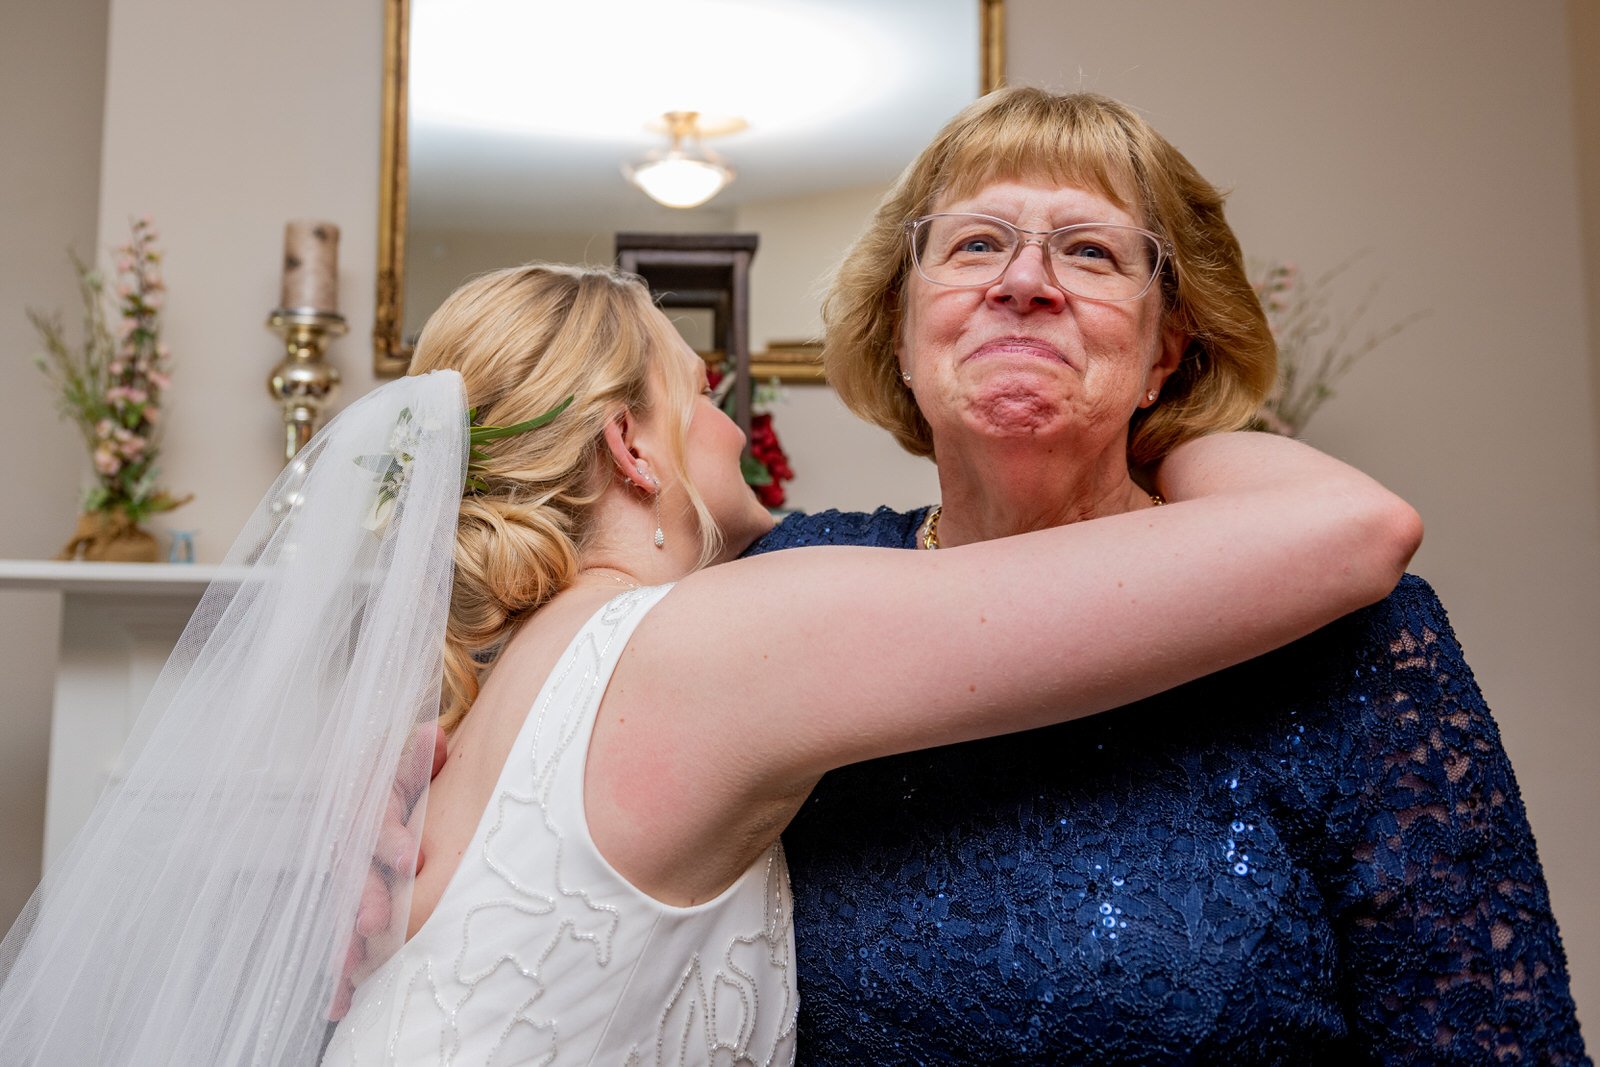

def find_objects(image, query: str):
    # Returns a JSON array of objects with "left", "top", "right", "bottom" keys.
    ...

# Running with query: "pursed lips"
[{"left": 963, "top": 336, "right": 1078, "bottom": 371}]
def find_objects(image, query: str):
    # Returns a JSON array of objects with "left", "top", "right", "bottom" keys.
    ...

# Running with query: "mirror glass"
[{"left": 394, "top": 0, "right": 990, "bottom": 369}]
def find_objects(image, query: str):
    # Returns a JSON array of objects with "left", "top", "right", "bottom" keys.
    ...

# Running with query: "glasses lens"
[
  {"left": 912, "top": 214, "right": 1020, "bottom": 286},
  {"left": 912, "top": 215, "right": 1162, "bottom": 300},
  {"left": 1045, "top": 225, "right": 1161, "bottom": 301}
]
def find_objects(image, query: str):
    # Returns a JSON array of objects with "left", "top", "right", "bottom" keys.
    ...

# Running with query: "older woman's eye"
[
  {"left": 1054, "top": 238, "right": 1124, "bottom": 275},
  {"left": 945, "top": 227, "right": 1012, "bottom": 259},
  {"left": 1061, "top": 241, "right": 1112, "bottom": 261}
]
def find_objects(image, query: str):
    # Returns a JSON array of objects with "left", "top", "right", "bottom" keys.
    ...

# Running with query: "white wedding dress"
[{"left": 324, "top": 585, "right": 798, "bottom": 1066}]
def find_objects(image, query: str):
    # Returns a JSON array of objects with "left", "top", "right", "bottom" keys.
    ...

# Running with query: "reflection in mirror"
[{"left": 377, "top": 0, "right": 1003, "bottom": 376}]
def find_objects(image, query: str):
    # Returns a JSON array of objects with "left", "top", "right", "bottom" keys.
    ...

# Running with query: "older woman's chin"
[{"left": 936, "top": 390, "right": 1133, "bottom": 452}]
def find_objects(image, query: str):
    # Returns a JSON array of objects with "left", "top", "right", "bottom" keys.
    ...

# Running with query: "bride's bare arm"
[{"left": 588, "top": 433, "right": 1420, "bottom": 902}]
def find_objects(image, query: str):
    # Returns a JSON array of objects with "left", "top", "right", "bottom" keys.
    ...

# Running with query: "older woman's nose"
[{"left": 987, "top": 239, "right": 1066, "bottom": 311}]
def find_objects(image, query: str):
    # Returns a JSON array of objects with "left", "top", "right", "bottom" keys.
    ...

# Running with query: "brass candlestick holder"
[{"left": 266, "top": 307, "right": 345, "bottom": 462}]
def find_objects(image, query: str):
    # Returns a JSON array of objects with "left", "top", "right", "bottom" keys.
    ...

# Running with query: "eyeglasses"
[{"left": 907, "top": 213, "right": 1173, "bottom": 301}]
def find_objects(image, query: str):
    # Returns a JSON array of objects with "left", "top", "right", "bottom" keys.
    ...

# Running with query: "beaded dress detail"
[
  {"left": 746, "top": 509, "right": 1588, "bottom": 1066},
  {"left": 326, "top": 586, "right": 797, "bottom": 1066}
]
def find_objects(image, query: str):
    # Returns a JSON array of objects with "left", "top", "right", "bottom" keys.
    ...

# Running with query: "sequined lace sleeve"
[
  {"left": 742, "top": 507, "right": 927, "bottom": 555},
  {"left": 1298, "top": 576, "right": 1586, "bottom": 1063}
]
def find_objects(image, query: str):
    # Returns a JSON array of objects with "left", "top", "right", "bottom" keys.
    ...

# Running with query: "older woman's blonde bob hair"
[
  {"left": 408, "top": 262, "right": 720, "bottom": 733},
  {"left": 824, "top": 87, "right": 1275, "bottom": 468}
]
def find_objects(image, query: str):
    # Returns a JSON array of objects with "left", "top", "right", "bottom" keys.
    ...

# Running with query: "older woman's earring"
[
  {"left": 901, "top": 371, "right": 913, "bottom": 385},
  {"left": 1146, "top": 389, "right": 1158, "bottom": 403}
]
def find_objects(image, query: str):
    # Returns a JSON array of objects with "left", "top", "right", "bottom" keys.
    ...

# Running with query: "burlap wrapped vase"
[{"left": 56, "top": 510, "right": 161, "bottom": 563}]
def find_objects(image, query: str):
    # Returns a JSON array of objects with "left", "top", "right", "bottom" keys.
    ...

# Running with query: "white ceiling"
[{"left": 408, "top": 0, "right": 979, "bottom": 233}]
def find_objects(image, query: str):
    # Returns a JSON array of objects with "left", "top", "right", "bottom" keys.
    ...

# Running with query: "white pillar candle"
[{"left": 280, "top": 219, "right": 340, "bottom": 313}]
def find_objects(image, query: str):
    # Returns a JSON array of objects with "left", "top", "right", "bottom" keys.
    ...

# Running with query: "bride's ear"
[{"left": 601, "top": 410, "right": 656, "bottom": 491}]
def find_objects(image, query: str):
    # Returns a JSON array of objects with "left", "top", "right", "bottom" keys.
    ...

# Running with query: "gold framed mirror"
[{"left": 374, "top": 0, "right": 1006, "bottom": 377}]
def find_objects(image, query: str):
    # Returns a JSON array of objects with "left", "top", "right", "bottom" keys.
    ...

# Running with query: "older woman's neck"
[{"left": 933, "top": 446, "right": 1153, "bottom": 546}]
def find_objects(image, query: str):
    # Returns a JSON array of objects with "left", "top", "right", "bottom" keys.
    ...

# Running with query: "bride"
[{"left": 0, "top": 263, "right": 1419, "bottom": 1064}]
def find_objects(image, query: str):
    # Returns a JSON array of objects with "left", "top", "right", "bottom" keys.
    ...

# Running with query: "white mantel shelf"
[
  {"left": 2, "top": 558, "right": 226, "bottom": 869},
  {"left": 0, "top": 559, "right": 224, "bottom": 596}
]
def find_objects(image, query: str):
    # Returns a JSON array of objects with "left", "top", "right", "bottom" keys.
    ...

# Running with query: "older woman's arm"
[{"left": 1306, "top": 578, "right": 1589, "bottom": 1063}]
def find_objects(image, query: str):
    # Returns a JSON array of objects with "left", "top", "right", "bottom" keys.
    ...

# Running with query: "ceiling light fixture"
[{"left": 624, "top": 111, "right": 737, "bottom": 209}]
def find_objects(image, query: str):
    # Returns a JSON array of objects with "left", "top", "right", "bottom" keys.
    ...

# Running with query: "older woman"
[{"left": 744, "top": 88, "right": 1587, "bottom": 1062}]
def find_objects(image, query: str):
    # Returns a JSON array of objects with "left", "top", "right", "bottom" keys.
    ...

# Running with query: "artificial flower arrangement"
[
  {"left": 31, "top": 216, "right": 189, "bottom": 561},
  {"left": 1250, "top": 258, "right": 1425, "bottom": 438}
]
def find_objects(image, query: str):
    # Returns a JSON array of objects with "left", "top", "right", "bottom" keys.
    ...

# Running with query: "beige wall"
[
  {"left": 1, "top": 0, "right": 1594, "bottom": 1035},
  {"left": 1575, "top": 0, "right": 1600, "bottom": 497},
  {"left": 1009, "top": 0, "right": 1600, "bottom": 1030},
  {"left": 0, "top": 0, "right": 109, "bottom": 926},
  {"left": 94, "top": 0, "right": 385, "bottom": 556}
]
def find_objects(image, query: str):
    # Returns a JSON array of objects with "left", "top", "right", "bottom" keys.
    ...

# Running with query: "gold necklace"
[
  {"left": 580, "top": 566, "right": 640, "bottom": 590},
  {"left": 918, "top": 494, "right": 1166, "bottom": 550}
]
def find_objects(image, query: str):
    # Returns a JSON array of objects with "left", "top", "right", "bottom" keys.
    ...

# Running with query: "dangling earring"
[
  {"left": 642, "top": 469, "right": 665, "bottom": 549},
  {"left": 634, "top": 463, "right": 665, "bottom": 549}
]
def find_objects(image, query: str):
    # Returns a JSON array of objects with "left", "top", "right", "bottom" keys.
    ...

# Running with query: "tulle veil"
[{"left": 0, "top": 370, "right": 466, "bottom": 1063}]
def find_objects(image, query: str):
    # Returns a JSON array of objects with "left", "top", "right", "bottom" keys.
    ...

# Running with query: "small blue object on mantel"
[{"left": 167, "top": 530, "right": 196, "bottom": 564}]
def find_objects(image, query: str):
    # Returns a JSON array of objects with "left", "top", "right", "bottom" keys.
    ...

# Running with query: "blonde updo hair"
[
  {"left": 408, "top": 263, "right": 720, "bottom": 734},
  {"left": 824, "top": 87, "right": 1276, "bottom": 469}
]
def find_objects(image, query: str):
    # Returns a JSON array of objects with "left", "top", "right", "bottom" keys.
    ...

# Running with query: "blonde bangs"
[{"left": 931, "top": 106, "right": 1143, "bottom": 223}]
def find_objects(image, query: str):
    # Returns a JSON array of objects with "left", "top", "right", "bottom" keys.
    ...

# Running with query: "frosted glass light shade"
[{"left": 625, "top": 153, "right": 734, "bottom": 209}]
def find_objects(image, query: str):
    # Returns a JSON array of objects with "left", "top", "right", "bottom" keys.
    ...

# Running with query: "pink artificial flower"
[
  {"left": 125, "top": 387, "right": 148, "bottom": 406},
  {"left": 94, "top": 445, "right": 122, "bottom": 475},
  {"left": 95, "top": 419, "right": 114, "bottom": 438},
  {"left": 108, "top": 360, "right": 125, "bottom": 376},
  {"left": 148, "top": 371, "right": 171, "bottom": 390}
]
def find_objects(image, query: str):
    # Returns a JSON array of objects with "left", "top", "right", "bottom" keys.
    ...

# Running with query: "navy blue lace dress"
[{"left": 745, "top": 508, "right": 1588, "bottom": 1065}]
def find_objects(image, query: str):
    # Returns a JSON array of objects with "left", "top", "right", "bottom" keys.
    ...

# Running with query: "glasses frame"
[{"left": 906, "top": 212, "right": 1175, "bottom": 301}]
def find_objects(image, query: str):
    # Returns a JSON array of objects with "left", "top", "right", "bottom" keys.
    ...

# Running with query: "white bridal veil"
[{"left": 0, "top": 371, "right": 466, "bottom": 1063}]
